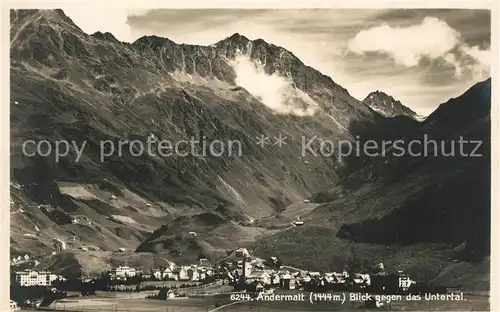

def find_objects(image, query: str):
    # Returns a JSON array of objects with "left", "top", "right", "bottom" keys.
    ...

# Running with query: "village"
[
  {"left": 11, "top": 246, "right": 424, "bottom": 310},
  {"left": 213, "top": 248, "right": 416, "bottom": 295}
]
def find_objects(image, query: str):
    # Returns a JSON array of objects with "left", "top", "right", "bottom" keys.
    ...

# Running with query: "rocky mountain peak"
[
  {"left": 226, "top": 32, "right": 251, "bottom": 44},
  {"left": 363, "top": 90, "right": 421, "bottom": 121},
  {"left": 10, "top": 8, "right": 80, "bottom": 32},
  {"left": 91, "top": 31, "right": 121, "bottom": 43}
]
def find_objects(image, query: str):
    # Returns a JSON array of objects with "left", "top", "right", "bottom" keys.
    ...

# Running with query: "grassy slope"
[{"left": 36, "top": 251, "right": 174, "bottom": 278}]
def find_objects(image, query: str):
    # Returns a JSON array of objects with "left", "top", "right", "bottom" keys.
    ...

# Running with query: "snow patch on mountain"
[
  {"left": 169, "top": 70, "right": 239, "bottom": 101},
  {"left": 217, "top": 175, "right": 245, "bottom": 206}
]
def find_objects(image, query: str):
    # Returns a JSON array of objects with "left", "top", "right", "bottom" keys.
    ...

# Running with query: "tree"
[
  {"left": 157, "top": 287, "right": 171, "bottom": 300},
  {"left": 81, "top": 281, "right": 97, "bottom": 296}
]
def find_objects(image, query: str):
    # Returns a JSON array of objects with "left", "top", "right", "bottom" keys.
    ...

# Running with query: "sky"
[{"left": 63, "top": 8, "right": 491, "bottom": 116}]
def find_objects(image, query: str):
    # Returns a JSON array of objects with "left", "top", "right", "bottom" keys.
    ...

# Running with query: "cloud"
[
  {"left": 459, "top": 45, "right": 491, "bottom": 80},
  {"left": 347, "top": 16, "right": 490, "bottom": 81},
  {"left": 229, "top": 54, "right": 317, "bottom": 116},
  {"left": 347, "top": 17, "right": 461, "bottom": 67},
  {"left": 443, "top": 52, "right": 463, "bottom": 78},
  {"left": 127, "top": 9, "right": 268, "bottom": 33},
  {"left": 62, "top": 8, "right": 137, "bottom": 42}
]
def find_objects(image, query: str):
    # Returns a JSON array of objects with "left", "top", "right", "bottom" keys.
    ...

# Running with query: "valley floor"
[{"left": 32, "top": 291, "right": 489, "bottom": 312}]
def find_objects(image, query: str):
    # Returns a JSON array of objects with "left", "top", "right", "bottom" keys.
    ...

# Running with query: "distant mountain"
[
  {"left": 337, "top": 78, "right": 491, "bottom": 257},
  {"left": 363, "top": 90, "right": 424, "bottom": 121},
  {"left": 423, "top": 78, "right": 491, "bottom": 134}
]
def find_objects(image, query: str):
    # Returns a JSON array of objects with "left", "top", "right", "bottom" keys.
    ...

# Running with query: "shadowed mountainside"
[{"left": 252, "top": 79, "right": 490, "bottom": 287}]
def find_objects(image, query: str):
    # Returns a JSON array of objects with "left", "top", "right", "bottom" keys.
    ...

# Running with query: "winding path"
[{"left": 208, "top": 300, "right": 243, "bottom": 312}]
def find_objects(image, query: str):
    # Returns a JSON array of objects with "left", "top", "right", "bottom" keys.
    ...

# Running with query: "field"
[
  {"left": 139, "top": 280, "right": 202, "bottom": 287},
  {"left": 34, "top": 291, "right": 489, "bottom": 312},
  {"left": 228, "top": 294, "right": 490, "bottom": 311}
]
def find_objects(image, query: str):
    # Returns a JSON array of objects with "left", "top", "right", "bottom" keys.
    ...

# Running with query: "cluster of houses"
[
  {"left": 10, "top": 254, "right": 32, "bottom": 265},
  {"left": 221, "top": 248, "right": 415, "bottom": 294},
  {"left": 11, "top": 245, "right": 414, "bottom": 298},
  {"left": 70, "top": 215, "right": 91, "bottom": 225},
  {"left": 13, "top": 269, "right": 66, "bottom": 287},
  {"left": 107, "top": 258, "right": 214, "bottom": 282}
]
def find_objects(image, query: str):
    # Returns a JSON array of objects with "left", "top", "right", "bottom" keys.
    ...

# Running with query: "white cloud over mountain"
[
  {"left": 347, "top": 17, "right": 490, "bottom": 80},
  {"left": 229, "top": 54, "right": 317, "bottom": 116}
]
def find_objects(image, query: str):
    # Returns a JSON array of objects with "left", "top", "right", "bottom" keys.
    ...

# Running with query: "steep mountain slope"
[
  {"left": 10, "top": 9, "right": 378, "bottom": 263},
  {"left": 363, "top": 90, "right": 423, "bottom": 121},
  {"left": 253, "top": 79, "right": 490, "bottom": 287},
  {"left": 35, "top": 251, "right": 175, "bottom": 278}
]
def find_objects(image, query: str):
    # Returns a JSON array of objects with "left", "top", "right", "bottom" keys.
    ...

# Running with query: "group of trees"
[
  {"left": 10, "top": 285, "right": 68, "bottom": 307},
  {"left": 264, "top": 257, "right": 282, "bottom": 270},
  {"left": 52, "top": 273, "right": 217, "bottom": 297}
]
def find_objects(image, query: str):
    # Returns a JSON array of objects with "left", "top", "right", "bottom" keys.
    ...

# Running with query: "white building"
[
  {"left": 357, "top": 273, "right": 371, "bottom": 286},
  {"left": 177, "top": 266, "right": 190, "bottom": 281},
  {"left": 243, "top": 261, "right": 252, "bottom": 279},
  {"left": 154, "top": 266, "right": 179, "bottom": 280},
  {"left": 298, "top": 272, "right": 311, "bottom": 283},
  {"left": 198, "top": 269, "right": 207, "bottom": 281},
  {"left": 165, "top": 289, "right": 176, "bottom": 299},
  {"left": 270, "top": 273, "right": 280, "bottom": 285},
  {"left": 52, "top": 238, "right": 66, "bottom": 252},
  {"left": 248, "top": 270, "right": 271, "bottom": 285},
  {"left": 111, "top": 266, "right": 137, "bottom": 279},
  {"left": 398, "top": 274, "right": 415, "bottom": 291},
  {"left": 153, "top": 269, "right": 163, "bottom": 280},
  {"left": 10, "top": 300, "right": 20, "bottom": 311},
  {"left": 199, "top": 258, "right": 210, "bottom": 267},
  {"left": 279, "top": 272, "right": 295, "bottom": 289},
  {"left": 235, "top": 248, "right": 250, "bottom": 258},
  {"left": 331, "top": 272, "right": 347, "bottom": 284},
  {"left": 163, "top": 267, "right": 177, "bottom": 280},
  {"left": 187, "top": 267, "right": 200, "bottom": 281},
  {"left": 14, "top": 270, "right": 64, "bottom": 287}
]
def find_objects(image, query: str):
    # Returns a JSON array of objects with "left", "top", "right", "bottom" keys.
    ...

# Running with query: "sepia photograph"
[{"left": 7, "top": 3, "right": 494, "bottom": 311}]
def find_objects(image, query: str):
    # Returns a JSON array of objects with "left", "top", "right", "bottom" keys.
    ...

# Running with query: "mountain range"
[{"left": 10, "top": 9, "right": 490, "bottom": 290}]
